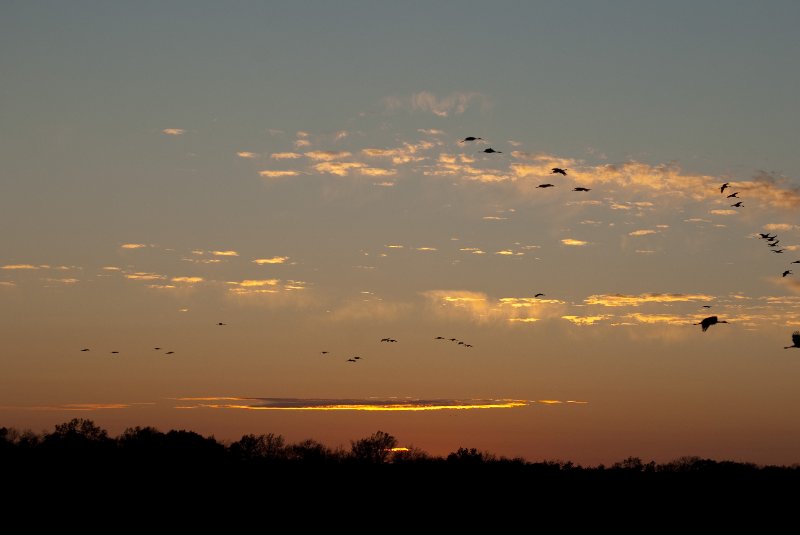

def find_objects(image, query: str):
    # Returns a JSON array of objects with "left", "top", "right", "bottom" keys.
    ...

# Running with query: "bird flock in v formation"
[{"left": 77, "top": 137, "right": 800, "bottom": 356}]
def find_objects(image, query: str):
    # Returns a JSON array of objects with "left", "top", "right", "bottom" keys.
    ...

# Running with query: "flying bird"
[
  {"left": 768, "top": 241, "right": 780, "bottom": 247},
  {"left": 347, "top": 358, "right": 356, "bottom": 362},
  {"left": 772, "top": 249, "right": 785, "bottom": 254},
  {"left": 482, "top": 148, "right": 502, "bottom": 154},
  {"left": 321, "top": 351, "right": 329, "bottom": 355},
  {"left": 783, "top": 270, "right": 793, "bottom": 277},
  {"left": 720, "top": 183, "right": 730, "bottom": 193},
  {"left": 459, "top": 136, "right": 482, "bottom": 143},
  {"left": 111, "top": 351, "right": 120, "bottom": 354},
  {"left": 154, "top": 347, "right": 161, "bottom": 350},
  {"left": 551, "top": 168, "right": 568, "bottom": 176},
  {"left": 537, "top": 184, "right": 555, "bottom": 188},
  {"left": 758, "top": 233, "right": 771, "bottom": 239},
  {"left": 435, "top": 336, "right": 445, "bottom": 340},
  {"left": 726, "top": 192, "right": 739, "bottom": 198},
  {"left": 458, "top": 341, "right": 465, "bottom": 345},
  {"left": 464, "top": 344, "right": 473, "bottom": 348},
  {"left": 353, "top": 356, "right": 361, "bottom": 360},
  {"left": 791, "top": 261, "right": 800, "bottom": 264},
  {"left": 573, "top": 187, "right": 591, "bottom": 192},
  {"left": 731, "top": 201, "right": 743, "bottom": 207},
  {"left": 448, "top": 338, "right": 458, "bottom": 342},
  {"left": 380, "top": 338, "right": 391, "bottom": 342},
  {"left": 534, "top": 293, "right": 545, "bottom": 298},
  {"left": 694, "top": 316, "right": 728, "bottom": 332},
  {"left": 165, "top": 351, "right": 174, "bottom": 355},
  {"left": 701, "top": 305, "right": 712, "bottom": 309},
  {"left": 784, "top": 331, "right": 800, "bottom": 349},
  {"left": 80, "top": 348, "right": 90, "bottom": 352},
  {"left": 217, "top": 322, "right": 226, "bottom": 326}
]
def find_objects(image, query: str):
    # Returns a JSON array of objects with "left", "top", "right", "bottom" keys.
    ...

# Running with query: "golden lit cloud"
[
  {"left": 385, "top": 244, "right": 404, "bottom": 249},
  {"left": 44, "top": 278, "right": 79, "bottom": 284},
  {"left": 102, "top": 266, "right": 121, "bottom": 271},
  {"left": 171, "top": 276, "right": 204, "bottom": 284},
  {"left": 764, "top": 223, "right": 798, "bottom": 231},
  {"left": 374, "top": 181, "right": 395, "bottom": 187},
  {"left": 236, "top": 151, "right": 258, "bottom": 159},
  {"left": 253, "top": 256, "right": 289, "bottom": 264},
  {"left": 384, "top": 91, "right": 489, "bottom": 117},
  {"left": 211, "top": 250, "right": 239, "bottom": 257},
  {"left": 270, "top": 152, "right": 303, "bottom": 159},
  {"left": 626, "top": 313, "right": 689, "bottom": 325},
  {"left": 0, "top": 281, "right": 15, "bottom": 287},
  {"left": 1, "top": 264, "right": 38, "bottom": 270},
  {"left": 120, "top": 243, "right": 148, "bottom": 249},
  {"left": 710, "top": 209, "right": 738, "bottom": 215},
  {"left": 161, "top": 128, "right": 185, "bottom": 136},
  {"left": 562, "top": 315, "right": 609, "bottom": 325},
  {"left": 312, "top": 161, "right": 365, "bottom": 176},
  {"left": 125, "top": 272, "right": 166, "bottom": 281},
  {"left": 234, "top": 279, "right": 280, "bottom": 287},
  {"left": 416, "top": 247, "right": 437, "bottom": 251},
  {"left": 258, "top": 170, "right": 300, "bottom": 178},
  {"left": 561, "top": 239, "right": 588, "bottom": 246},
  {"left": 585, "top": 293, "right": 714, "bottom": 307},
  {"left": 629, "top": 229, "right": 657, "bottom": 236},
  {"left": 359, "top": 167, "right": 397, "bottom": 176},
  {"left": 304, "top": 150, "right": 352, "bottom": 161},
  {"left": 173, "top": 396, "right": 532, "bottom": 411},
  {"left": 483, "top": 216, "right": 507, "bottom": 221},
  {"left": 418, "top": 128, "right": 445, "bottom": 135},
  {"left": 426, "top": 291, "right": 565, "bottom": 323}
]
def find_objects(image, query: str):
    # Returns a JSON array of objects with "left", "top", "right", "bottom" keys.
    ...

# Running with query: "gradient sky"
[{"left": 3, "top": 1, "right": 800, "bottom": 464}]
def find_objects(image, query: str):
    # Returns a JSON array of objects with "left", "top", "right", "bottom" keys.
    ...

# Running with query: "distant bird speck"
[
  {"left": 792, "top": 260, "right": 800, "bottom": 264},
  {"left": 459, "top": 136, "right": 482, "bottom": 143},
  {"left": 449, "top": 338, "right": 458, "bottom": 342},
  {"left": 482, "top": 148, "right": 501, "bottom": 154},
  {"left": 702, "top": 305, "right": 712, "bottom": 309},
  {"left": 321, "top": 351, "right": 329, "bottom": 355},
  {"left": 773, "top": 249, "right": 785, "bottom": 254},
  {"left": 731, "top": 201, "right": 743, "bottom": 207},
  {"left": 534, "top": 293, "right": 545, "bottom": 298},
  {"left": 80, "top": 348, "right": 90, "bottom": 352},
  {"left": 573, "top": 187, "right": 591, "bottom": 192},
  {"left": 111, "top": 351, "right": 119, "bottom": 354},
  {"left": 165, "top": 351, "right": 174, "bottom": 355},
  {"left": 694, "top": 316, "right": 728, "bottom": 332},
  {"left": 537, "top": 184, "right": 555, "bottom": 188},
  {"left": 217, "top": 322, "right": 226, "bottom": 326},
  {"left": 551, "top": 168, "right": 568, "bottom": 176},
  {"left": 154, "top": 347, "right": 161, "bottom": 350},
  {"left": 347, "top": 358, "right": 356, "bottom": 363},
  {"left": 435, "top": 336, "right": 445, "bottom": 340},
  {"left": 783, "top": 270, "right": 793, "bottom": 277},
  {"left": 784, "top": 331, "right": 800, "bottom": 349}
]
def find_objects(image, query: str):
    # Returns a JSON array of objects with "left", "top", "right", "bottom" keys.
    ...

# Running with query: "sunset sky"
[{"left": 3, "top": 2, "right": 800, "bottom": 464}]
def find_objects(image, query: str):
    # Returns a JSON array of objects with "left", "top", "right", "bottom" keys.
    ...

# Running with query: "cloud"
[
  {"left": 0, "top": 281, "right": 15, "bottom": 287},
  {"left": 258, "top": 170, "right": 301, "bottom": 178},
  {"left": 373, "top": 181, "right": 396, "bottom": 187},
  {"left": 120, "top": 243, "right": 148, "bottom": 249},
  {"left": 418, "top": 129, "right": 445, "bottom": 135},
  {"left": 629, "top": 229, "right": 657, "bottom": 237},
  {"left": 334, "top": 130, "right": 348, "bottom": 140},
  {"left": 1, "top": 403, "right": 144, "bottom": 412},
  {"left": 585, "top": 293, "right": 713, "bottom": 307},
  {"left": 362, "top": 140, "right": 435, "bottom": 165},
  {"left": 424, "top": 291, "right": 565, "bottom": 324},
  {"left": 161, "top": 128, "right": 185, "bottom": 136},
  {"left": 416, "top": 247, "right": 437, "bottom": 252},
  {"left": 1, "top": 264, "right": 38, "bottom": 270},
  {"left": 562, "top": 315, "right": 609, "bottom": 325},
  {"left": 270, "top": 152, "right": 303, "bottom": 159},
  {"left": 483, "top": 216, "right": 507, "bottom": 221},
  {"left": 313, "top": 162, "right": 366, "bottom": 176},
  {"left": 253, "top": 257, "right": 289, "bottom": 265},
  {"left": 764, "top": 223, "right": 799, "bottom": 231},
  {"left": 171, "top": 276, "right": 204, "bottom": 284},
  {"left": 211, "top": 250, "right": 239, "bottom": 257},
  {"left": 294, "top": 139, "right": 311, "bottom": 148},
  {"left": 236, "top": 151, "right": 258, "bottom": 159},
  {"left": 710, "top": 209, "right": 738, "bottom": 215},
  {"left": 384, "top": 91, "right": 490, "bottom": 117},
  {"left": 233, "top": 279, "right": 280, "bottom": 287},
  {"left": 304, "top": 150, "right": 352, "bottom": 161},
  {"left": 103, "top": 266, "right": 121, "bottom": 271},
  {"left": 625, "top": 313, "right": 689, "bottom": 326},
  {"left": 684, "top": 218, "right": 711, "bottom": 223},
  {"left": 125, "top": 272, "right": 166, "bottom": 281},
  {"left": 561, "top": 239, "right": 588, "bottom": 246},
  {"left": 359, "top": 167, "right": 397, "bottom": 176},
  {"left": 173, "top": 396, "right": 532, "bottom": 411},
  {"left": 43, "top": 278, "right": 79, "bottom": 284},
  {"left": 385, "top": 244, "right": 404, "bottom": 249}
]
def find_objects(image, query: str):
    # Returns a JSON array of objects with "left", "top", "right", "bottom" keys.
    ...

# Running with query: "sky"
[{"left": 2, "top": 1, "right": 800, "bottom": 464}]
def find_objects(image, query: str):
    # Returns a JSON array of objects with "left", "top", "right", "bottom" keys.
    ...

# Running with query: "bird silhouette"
[
  {"left": 217, "top": 322, "right": 226, "bottom": 326},
  {"left": 448, "top": 338, "right": 458, "bottom": 342},
  {"left": 80, "top": 348, "right": 90, "bottom": 352},
  {"left": 702, "top": 305, "right": 712, "bottom": 308},
  {"left": 784, "top": 331, "right": 800, "bottom": 349},
  {"left": 731, "top": 201, "right": 743, "bottom": 207},
  {"left": 482, "top": 148, "right": 501, "bottom": 153},
  {"left": 694, "top": 316, "right": 728, "bottom": 332},
  {"left": 435, "top": 336, "right": 445, "bottom": 340},
  {"left": 537, "top": 184, "right": 555, "bottom": 188},
  {"left": 534, "top": 293, "right": 545, "bottom": 298},
  {"left": 458, "top": 341, "right": 465, "bottom": 345},
  {"left": 464, "top": 344, "right": 473, "bottom": 348},
  {"left": 792, "top": 261, "right": 800, "bottom": 264},
  {"left": 321, "top": 351, "right": 329, "bottom": 355},
  {"left": 551, "top": 168, "right": 568, "bottom": 176},
  {"left": 573, "top": 187, "right": 591, "bottom": 192},
  {"left": 768, "top": 241, "right": 780, "bottom": 247},
  {"left": 726, "top": 192, "right": 739, "bottom": 198},
  {"left": 783, "top": 270, "right": 793, "bottom": 277},
  {"left": 347, "top": 358, "right": 356, "bottom": 362},
  {"left": 165, "top": 351, "right": 174, "bottom": 355},
  {"left": 772, "top": 249, "right": 785, "bottom": 254},
  {"left": 354, "top": 356, "right": 361, "bottom": 360},
  {"left": 380, "top": 338, "right": 391, "bottom": 342},
  {"left": 111, "top": 351, "right": 120, "bottom": 354},
  {"left": 764, "top": 234, "right": 777, "bottom": 240},
  {"left": 459, "top": 136, "right": 482, "bottom": 143},
  {"left": 154, "top": 347, "right": 161, "bottom": 350},
  {"left": 720, "top": 183, "right": 730, "bottom": 193},
  {"left": 758, "top": 233, "right": 771, "bottom": 239}
]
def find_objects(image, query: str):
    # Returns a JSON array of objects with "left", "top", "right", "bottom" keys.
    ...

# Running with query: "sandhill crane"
[
  {"left": 768, "top": 241, "right": 780, "bottom": 247},
  {"left": 537, "top": 184, "right": 555, "bottom": 188},
  {"left": 354, "top": 356, "right": 361, "bottom": 360},
  {"left": 694, "top": 316, "right": 728, "bottom": 332},
  {"left": 321, "top": 351, "right": 329, "bottom": 355},
  {"left": 459, "top": 136, "right": 482, "bottom": 143},
  {"left": 784, "top": 331, "right": 800, "bottom": 349},
  {"left": 464, "top": 344, "right": 473, "bottom": 348},
  {"left": 80, "top": 348, "right": 90, "bottom": 352},
  {"left": 792, "top": 261, "right": 800, "bottom": 264},
  {"left": 758, "top": 233, "right": 771, "bottom": 239},
  {"left": 435, "top": 336, "right": 445, "bottom": 340},
  {"left": 773, "top": 249, "right": 785, "bottom": 254},
  {"left": 154, "top": 347, "right": 161, "bottom": 350},
  {"left": 702, "top": 305, "right": 712, "bottom": 309},
  {"left": 534, "top": 293, "right": 545, "bottom": 298},
  {"left": 165, "top": 351, "right": 174, "bottom": 355},
  {"left": 347, "top": 358, "right": 356, "bottom": 362},
  {"left": 551, "top": 168, "right": 568, "bottom": 176},
  {"left": 731, "top": 201, "right": 743, "bottom": 207},
  {"left": 449, "top": 338, "right": 458, "bottom": 342},
  {"left": 217, "top": 322, "right": 226, "bottom": 326},
  {"left": 111, "top": 351, "right": 120, "bottom": 354},
  {"left": 783, "top": 270, "right": 793, "bottom": 277},
  {"left": 726, "top": 192, "right": 739, "bottom": 198},
  {"left": 573, "top": 187, "right": 591, "bottom": 192},
  {"left": 380, "top": 338, "right": 391, "bottom": 342},
  {"left": 482, "top": 148, "right": 502, "bottom": 154},
  {"left": 720, "top": 183, "right": 730, "bottom": 193}
]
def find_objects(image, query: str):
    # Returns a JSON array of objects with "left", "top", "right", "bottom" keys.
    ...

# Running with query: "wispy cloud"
[
  {"left": 120, "top": 243, "right": 148, "bottom": 249},
  {"left": 710, "top": 209, "right": 738, "bottom": 215},
  {"left": 764, "top": 223, "right": 799, "bottom": 231},
  {"left": 125, "top": 272, "right": 166, "bottom": 281},
  {"left": 171, "top": 276, "right": 204, "bottom": 284},
  {"left": 253, "top": 257, "right": 289, "bottom": 265},
  {"left": 173, "top": 396, "right": 536, "bottom": 411},
  {"left": 258, "top": 170, "right": 301, "bottom": 178},
  {"left": 270, "top": 152, "right": 303, "bottom": 159},
  {"left": 236, "top": 151, "right": 258, "bottom": 159},
  {"left": 585, "top": 293, "right": 713, "bottom": 307},
  {"left": 313, "top": 162, "right": 366, "bottom": 176},
  {"left": 1, "top": 264, "right": 39, "bottom": 270},
  {"left": 561, "top": 239, "right": 588, "bottom": 246},
  {"left": 211, "top": 250, "right": 239, "bottom": 257},
  {"left": 362, "top": 140, "right": 435, "bottom": 165},
  {"left": 161, "top": 128, "right": 185, "bottom": 136},
  {"left": 304, "top": 150, "right": 352, "bottom": 161},
  {"left": 562, "top": 315, "right": 609, "bottom": 325},
  {"left": 629, "top": 229, "right": 658, "bottom": 237},
  {"left": 383, "top": 91, "right": 490, "bottom": 117}
]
